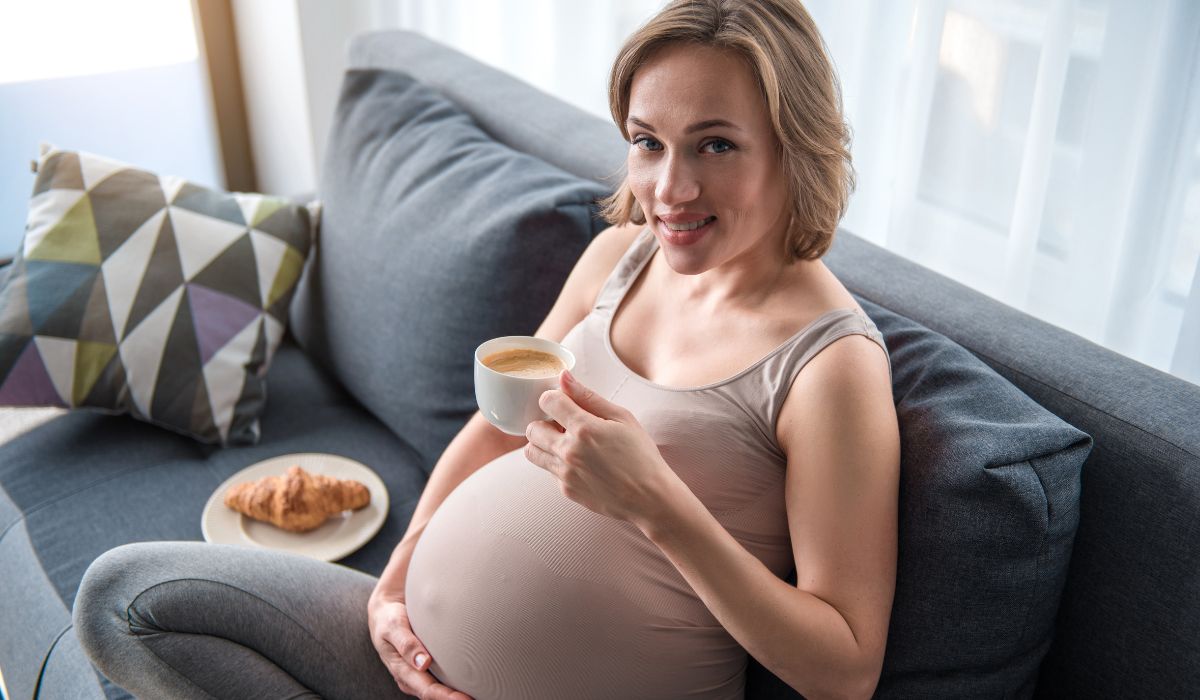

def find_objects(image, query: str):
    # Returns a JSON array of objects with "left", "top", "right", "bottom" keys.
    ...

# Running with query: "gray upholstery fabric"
[
  {"left": 0, "top": 339, "right": 430, "bottom": 700},
  {"left": 4, "top": 27, "right": 1198, "bottom": 699},
  {"left": 1035, "top": 419, "right": 1200, "bottom": 697},
  {"left": 348, "top": 30, "right": 628, "bottom": 186},
  {"left": 289, "top": 68, "right": 610, "bottom": 470},
  {"left": 824, "top": 232, "right": 1200, "bottom": 697},
  {"left": 745, "top": 298, "right": 1091, "bottom": 699},
  {"left": 863, "top": 298, "right": 1089, "bottom": 697}
]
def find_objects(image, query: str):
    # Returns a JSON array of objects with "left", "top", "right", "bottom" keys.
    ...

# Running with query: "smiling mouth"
[
  {"left": 657, "top": 216, "right": 715, "bottom": 246},
  {"left": 662, "top": 215, "right": 716, "bottom": 231}
]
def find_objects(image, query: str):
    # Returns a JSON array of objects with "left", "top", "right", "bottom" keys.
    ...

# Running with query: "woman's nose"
[{"left": 654, "top": 154, "right": 700, "bottom": 206}]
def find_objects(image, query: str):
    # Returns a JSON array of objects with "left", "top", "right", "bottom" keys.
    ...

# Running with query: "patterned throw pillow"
[{"left": 0, "top": 146, "right": 316, "bottom": 445}]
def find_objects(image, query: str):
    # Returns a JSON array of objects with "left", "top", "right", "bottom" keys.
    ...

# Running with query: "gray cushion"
[
  {"left": 745, "top": 298, "right": 1091, "bottom": 700},
  {"left": 0, "top": 339, "right": 430, "bottom": 700},
  {"left": 823, "top": 230, "right": 1200, "bottom": 697},
  {"left": 867, "top": 297, "right": 1091, "bottom": 697},
  {"left": 290, "top": 68, "right": 610, "bottom": 470},
  {"left": 347, "top": 30, "right": 627, "bottom": 184}
]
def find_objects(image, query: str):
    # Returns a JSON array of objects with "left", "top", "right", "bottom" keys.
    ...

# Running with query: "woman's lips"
[{"left": 658, "top": 216, "right": 715, "bottom": 246}]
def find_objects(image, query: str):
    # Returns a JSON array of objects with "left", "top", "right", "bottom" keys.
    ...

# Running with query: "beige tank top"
[{"left": 405, "top": 227, "right": 890, "bottom": 699}]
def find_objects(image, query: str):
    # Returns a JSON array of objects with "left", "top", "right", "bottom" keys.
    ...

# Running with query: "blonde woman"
[
  {"left": 74, "top": 1, "right": 898, "bottom": 698},
  {"left": 373, "top": 1, "right": 899, "bottom": 698}
]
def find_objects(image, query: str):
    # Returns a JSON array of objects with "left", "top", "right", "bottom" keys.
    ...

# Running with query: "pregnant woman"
[
  {"left": 73, "top": 0, "right": 898, "bottom": 698},
  {"left": 372, "top": 1, "right": 898, "bottom": 698}
]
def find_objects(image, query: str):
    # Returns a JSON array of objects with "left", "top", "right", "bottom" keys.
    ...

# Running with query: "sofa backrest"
[
  {"left": 827, "top": 233, "right": 1200, "bottom": 697},
  {"left": 344, "top": 29, "right": 1200, "bottom": 696},
  {"left": 348, "top": 30, "right": 627, "bottom": 186}
]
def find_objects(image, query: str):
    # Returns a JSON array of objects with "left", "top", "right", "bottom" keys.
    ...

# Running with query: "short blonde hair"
[{"left": 600, "top": 0, "right": 854, "bottom": 262}]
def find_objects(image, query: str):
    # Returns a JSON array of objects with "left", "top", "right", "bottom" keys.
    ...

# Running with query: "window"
[{"left": 0, "top": 0, "right": 222, "bottom": 256}]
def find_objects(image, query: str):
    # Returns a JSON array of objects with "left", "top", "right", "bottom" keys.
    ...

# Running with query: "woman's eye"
[
  {"left": 632, "top": 136, "right": 662, "bottom": 151},
  {"left": 703, "top": 139, "right": 734, "bottom": 154}
]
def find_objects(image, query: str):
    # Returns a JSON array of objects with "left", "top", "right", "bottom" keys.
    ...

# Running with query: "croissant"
[{"left": 224, "top": 465, "right": 371, "bottom": 532}]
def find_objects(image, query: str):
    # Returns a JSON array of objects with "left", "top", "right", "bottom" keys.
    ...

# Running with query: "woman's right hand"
[{"left": 368, "top": 594, "right": 473, "bottom": 700}]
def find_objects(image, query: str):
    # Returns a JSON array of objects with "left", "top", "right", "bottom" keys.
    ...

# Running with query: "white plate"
[{"left": 202, "top": 453, "right": 389, "bottom": 562}]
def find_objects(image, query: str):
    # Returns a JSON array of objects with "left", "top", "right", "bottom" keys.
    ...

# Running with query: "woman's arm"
[
  {"left": 370, "top": 411, "right": 526, "bottom": 601},
  {"left": 370, "top": 222, "right": 642, "bottom": 602},
  {"left": 640, "top": 334, "right": 899, "bottom": 700},
  {"left": 367, "top": 412, "right": 524, "bottom": 700},
  {"left": 527, "top": 331, "right": 897, "bottom": 698},
  {"left": 368, "top": 223, "right": 645, "bottom": 697}
]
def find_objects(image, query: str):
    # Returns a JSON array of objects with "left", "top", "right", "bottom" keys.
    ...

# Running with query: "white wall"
[
  {"left": 230, "top": 0, "right": 319, "bottom": 197},
  {"left": 294, "top": 0, "right": 382, "bottom": 187},
  {"left": 230, "top": 0, "right": 661, "bottom": 198}
]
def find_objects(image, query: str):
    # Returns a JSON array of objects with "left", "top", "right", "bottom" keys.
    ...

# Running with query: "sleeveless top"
[{"left": 404, "top": 227, "right": 891, "bottom": 700}]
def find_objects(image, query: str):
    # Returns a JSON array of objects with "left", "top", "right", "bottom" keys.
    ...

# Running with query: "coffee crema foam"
[{"left": 482, "top": 348, "right": 565, "bottom": 378}]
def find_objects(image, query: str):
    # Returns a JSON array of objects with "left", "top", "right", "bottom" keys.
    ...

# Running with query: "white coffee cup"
[{"left": 474, "top": 336, "right": 577, "bottom": 436}]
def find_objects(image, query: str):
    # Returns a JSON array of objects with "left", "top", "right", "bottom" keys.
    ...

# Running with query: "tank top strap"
[
  {"left": 592, "top": 226, "right": 657, "bottom": 317},
  {"left": 725, "top": 307, "right": 891, "bottom": 453}
]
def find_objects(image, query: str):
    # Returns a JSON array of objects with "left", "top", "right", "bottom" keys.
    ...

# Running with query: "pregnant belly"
[{"left": 404, "top": 449, "right": 746, "bottom": 700}]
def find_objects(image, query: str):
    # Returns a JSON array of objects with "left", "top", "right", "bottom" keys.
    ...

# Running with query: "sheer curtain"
[
  {"left": 806, "top": 0, "right": 1200, "bottom": 384},
  {"left": 381, "top": 0, "right": 1200, "bottom": 385}
]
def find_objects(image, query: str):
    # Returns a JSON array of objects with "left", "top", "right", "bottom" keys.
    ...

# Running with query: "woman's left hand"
[{"left": 524, "top": 370, "right": 677, "bottom": 525}]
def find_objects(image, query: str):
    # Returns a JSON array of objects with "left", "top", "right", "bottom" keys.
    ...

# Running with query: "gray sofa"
[{"left": 2, "top": 30, "right": 1198, "bottom": 699}]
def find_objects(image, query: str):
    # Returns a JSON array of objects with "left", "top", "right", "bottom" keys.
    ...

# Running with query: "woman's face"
[{"left": 625, "top": 43, "right": 790, "bottom": 277}]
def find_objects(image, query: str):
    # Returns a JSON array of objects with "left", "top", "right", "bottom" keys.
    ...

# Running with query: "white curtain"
[
  {"left": 380, "top": 0, "right": 1200, "bottom": 385},
  {"left": 807, "top": 0, "right": 1200, "bottom": 384}
]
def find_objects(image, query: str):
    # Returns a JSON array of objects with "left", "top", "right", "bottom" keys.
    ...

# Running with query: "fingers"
[
  {"left": 377, "top": 638, "right": 426, "bottom": 693},
  {"left": 400, "top": 635, "right": 432, "bottom": 672},
  {"left": 375, "top": 622, "right": 439, "bottom": 694},
  {"left": 377, "top": 620, "right": 431, "bottom": 673},
  {"left": 525, "top": 418, "right": 567, "bottom": 470},
  {"left": 381, "top": 603, "right": 433, "bottom": 672},
  {"left": 523, "top": 433, "right": 561, "bottom": 477},
  {"left": 560, "top": 370, "right": 629, "bottom": 421},
  {"left": 380, "top": 639, "right": 451, "bottom": 698},
  {"left": 538, "top": 388, "right": 588, "bottom": 432},
  {"left": 525, "top": 416, "right": 564, "bottom": 446},
  {"left": 422, "top": 684, "right": 474, "bottom": 700}
]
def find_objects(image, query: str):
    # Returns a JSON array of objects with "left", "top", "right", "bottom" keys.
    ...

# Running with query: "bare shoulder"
[
  {"left": 569, "top": 221, "right": 645, "bottom": 310},
  {"left": 533, "top": 222, "right": 645, "bottom": 342},
  {"left": 584, "top": 219, "right": 642, "bottom": 265},
  {"left": 775, "top": 332, "right": 894, "bottom": 453}
]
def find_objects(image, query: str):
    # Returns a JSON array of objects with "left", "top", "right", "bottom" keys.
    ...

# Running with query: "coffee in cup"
[
  {"left": 474, "top": 336, "right": 576, "bottom": 436},
  {"left": 481, "top": 348, "right": 565, "bottom": 378}
]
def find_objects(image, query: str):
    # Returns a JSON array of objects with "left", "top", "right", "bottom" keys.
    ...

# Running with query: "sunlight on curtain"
[
  {"left": 388, "top": 0, "right": 664, "bottom": 121},
  {"left": 806, "top": 0, "right": 1200, "bottom": 384},
  {"left": 385, "top": 0, "right": 1200, "bottom": 385}
]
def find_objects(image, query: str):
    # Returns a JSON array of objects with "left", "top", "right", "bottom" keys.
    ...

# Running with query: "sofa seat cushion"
[
  {"left": 0, "top": 338, "right": 427, "bottom": 700},
  {"left": 289, "top": 68, "right": 611, "bottom": 471}
]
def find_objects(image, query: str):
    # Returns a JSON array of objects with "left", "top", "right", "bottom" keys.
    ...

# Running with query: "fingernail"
[
  {"left": 562, "top": 369, "right": 574, "bottom": 385},
  {"left": 415, "top": 652, "right": 428, "bottom": 669}
]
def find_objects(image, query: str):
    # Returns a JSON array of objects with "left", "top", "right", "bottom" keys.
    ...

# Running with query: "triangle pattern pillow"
[{"left": 0, "top": 146, "right": 316, "bottom": 445}]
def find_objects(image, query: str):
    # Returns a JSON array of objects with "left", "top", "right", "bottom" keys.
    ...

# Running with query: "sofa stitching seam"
[{"left": 1014, "top": 454, "right": 1052, "bottom": 653}]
